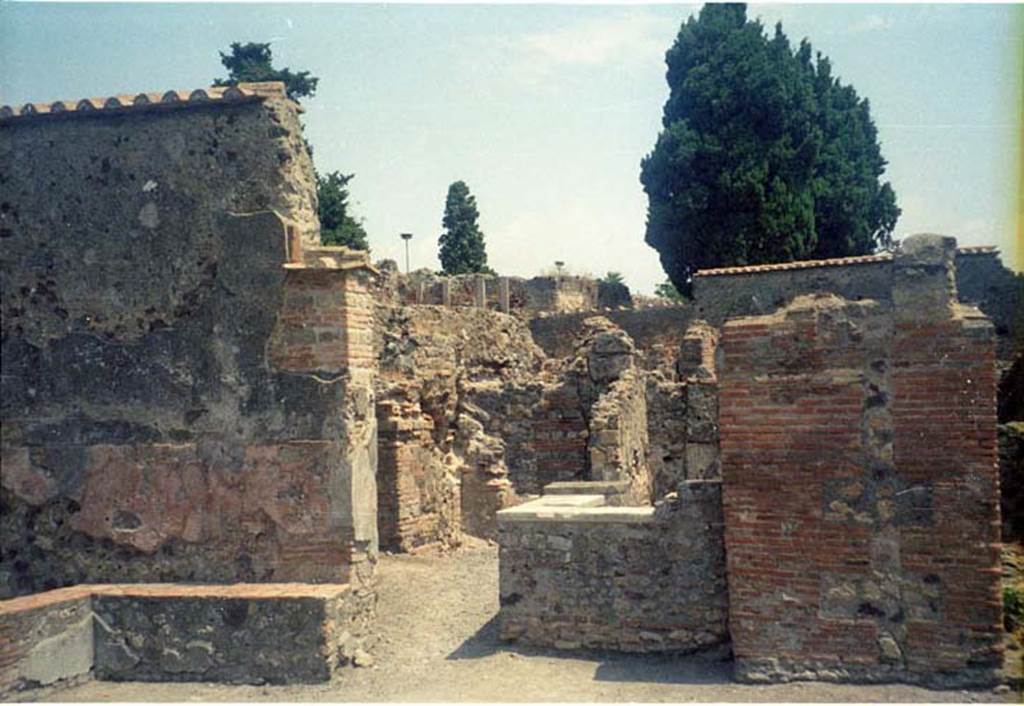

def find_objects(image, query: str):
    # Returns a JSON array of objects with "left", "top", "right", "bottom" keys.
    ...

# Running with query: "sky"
[{"left": 2, "top": 3, "right": 1021, "bottom": 293}]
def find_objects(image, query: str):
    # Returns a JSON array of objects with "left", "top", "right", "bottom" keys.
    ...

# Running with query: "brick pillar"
[
  {"left": 441, "top": 278, "right": 452, "bottom": 307},
  {"left": 889, "top": 234, "right": 1002, "bottom": 683},
  {"left": 338, "top": 266, "right": 379, "bottom": 587},
  {"left": 719, "top": 236, "right": 1002, "bottom": 687},
  {"left": 267, "top": 260, "right": 380, "bottom": 587}
]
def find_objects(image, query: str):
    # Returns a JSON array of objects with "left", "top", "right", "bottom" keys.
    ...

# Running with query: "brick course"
[{"left": 719, "top": 235, "right": 1003, "bottom": 687}]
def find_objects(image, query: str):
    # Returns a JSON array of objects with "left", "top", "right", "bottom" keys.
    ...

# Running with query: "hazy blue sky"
[{"left": 2, "top": 3, "right": 1021, "bottom": 292}]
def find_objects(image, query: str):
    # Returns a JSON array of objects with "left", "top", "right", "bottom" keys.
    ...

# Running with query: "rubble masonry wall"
[
  {"left": 498, "top": 480, "right": 729, "bottom": 653},
  {"left": 0, "top": 92, "right": 374, "bottom": 597}
]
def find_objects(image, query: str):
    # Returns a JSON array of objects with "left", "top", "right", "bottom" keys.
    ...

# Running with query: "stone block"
[
  {"left": 684, "top": 443, "right": 720, "bottom": 481},
  {"left": 0, "top": 581, "right": 375, "bottom": 693},
  {"left": 685, "top": 383, "right": 719, "bottom": 443}
]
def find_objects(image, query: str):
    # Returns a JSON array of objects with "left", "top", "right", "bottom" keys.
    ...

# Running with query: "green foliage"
[
  {"left": 1006, "top": 585, "right": 1023, "bottom": 631},
  {"left": 439, "top": 181, "right": 491, "bottom": 275},
  {"left": 640, "top": 3, "right": 900, "bottom": 294},
  {"left": 599, "top": 271, "right": 625, "bottom": 285},
  {"left": 654, "top": 279, "right": 687, "bottom": 301},
  {"left": 317, "top": 171, "right": 369, "bottom": 251},
  {"left": 214, "top": 42, "right": 319, "bottom": 102}
]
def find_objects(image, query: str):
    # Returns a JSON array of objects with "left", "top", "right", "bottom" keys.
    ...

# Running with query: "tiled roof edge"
[
  {"left": 694, "top": 253, "right": 893, "bottom": 278},
  {"left": 694, "top": 245, "right": 998, "bottom": 278},
  {"left": 956, "top": 245, "right": 999, "bottom": 255},
  {"left": 0, "top": 82, "right": 287, "bottom": 122}
]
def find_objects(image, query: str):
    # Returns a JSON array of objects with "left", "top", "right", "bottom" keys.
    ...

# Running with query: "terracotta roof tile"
[
  {"left": 694, "top": 253, "right": 894, "bottom": 277},
  {"left": 693, "top": 245, "right": 997, "bottom": 278},
  {"left": 0, "top": 82, "right": 286, "bottom": 122},
  {"left": 956, "top": 245, "right": 999, "bottom": 255}
]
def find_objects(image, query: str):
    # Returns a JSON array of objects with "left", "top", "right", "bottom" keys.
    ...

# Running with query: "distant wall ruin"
[{"left": 377, "top": 267, "right": 605, "bottom": 315}]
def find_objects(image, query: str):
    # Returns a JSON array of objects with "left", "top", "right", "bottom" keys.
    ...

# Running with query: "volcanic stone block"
[
  {"left": 1, "top": 582, "right": 375, "bottom": 695},
  {"left": 91, "top": 584, "right": 371, "bottom": 685},
  {"left": 0, "top": 588, "right": 94, "bottom": 696}
]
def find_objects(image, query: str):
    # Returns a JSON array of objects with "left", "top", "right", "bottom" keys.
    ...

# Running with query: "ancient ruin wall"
[
  {"left": 955, "top": 250, "right": 1024, "bottom": 362},
  {"left": 719, "top": 236, "right": 1003, "bottom": 687},
  {"left": 498, "top": 481, "right": 729, "bottom": 653},
  {"left": 378, "top": 268, "right": 602, "bottom": 315},
  {"left": 692, "top": 258, "right": 893, "bottom": 326},
  {"left": 0, "top": 88, "right": 373, "bottom": 597},
  {"left": 529, "top": 306, "right": 697, "bottom": 365},
  {"left": 692, "top": 247, "right": 1021, "bottom": 364},
  {"left": 374, "top": 305, "right": 552, "bottom": 549}
]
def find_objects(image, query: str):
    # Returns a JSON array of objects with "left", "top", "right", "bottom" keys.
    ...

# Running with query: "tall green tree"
[
  {"left": 439, "top": 181, "right": 490, "bottom": 275},
  {"left": 640, "top": 3, "right": 899, "bottom": 295},
  {"left": 318, "top": 171, "right": 369, "bottom": 251},
  {"left": 213, "top": 42, "right": 319, "bottom": 102}
]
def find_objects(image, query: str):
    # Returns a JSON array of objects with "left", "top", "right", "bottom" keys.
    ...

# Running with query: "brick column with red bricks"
[{"left": 719, "top": 234, "right": 1003, "bottom": 688}]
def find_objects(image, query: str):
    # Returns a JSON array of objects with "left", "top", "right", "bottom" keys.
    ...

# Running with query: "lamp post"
[{"left": 400, "top": 232, "right": 413, "bottom": 274}]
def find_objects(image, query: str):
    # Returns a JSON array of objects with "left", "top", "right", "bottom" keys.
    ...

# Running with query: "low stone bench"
[
  {"left": 497, "top": 481, "right": 728, "bottom": 654},
  {"left": 0, "top": 582, "right": 374, "bottom": 696}
]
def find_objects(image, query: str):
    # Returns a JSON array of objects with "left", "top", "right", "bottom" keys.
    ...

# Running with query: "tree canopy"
[
  {"left": 214, "top": 42, "right": 319, "bottom": 102},
  {"left": 654, "top": 279, "right": 686, "bottom": 302},
  {"left": 439, "top": 181, "right": 491, "bottom": 275},
  {"left": 317, "top": 171, "right": 369, "bottom": 251},
  {"left": 640, "top": 3, "right": 900, "bottom": 295}
]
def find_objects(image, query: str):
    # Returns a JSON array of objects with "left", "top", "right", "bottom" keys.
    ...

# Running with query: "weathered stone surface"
[
  {"left": 498, "top": 481, "right": 728, "bottom": 654},
  {"left": 720, "top": 271, "right": 1003, "bottom": 687},
  {"left": 374, "top": 304, "right": 544, "bottom": 549},
  {"left": 377, "top": 269, "right": 600, "bottom": 314},
  {"left": 999, "top": 422, "right": 1024, "bottom": 540},
  {"left": 0, "top": 590, "right": 93, "bottom": 695},
  {"left": 530, "top": 306, "right": 697, "bottom": 365},
  {"left": 93, "top": 593, "right": 336, "bottom": 684},
  {"left": 0, "top": 582, "right": 375, "bottom": 693},
  {"left": 0, "top": 92, "right": 377, "bottom": 596}
]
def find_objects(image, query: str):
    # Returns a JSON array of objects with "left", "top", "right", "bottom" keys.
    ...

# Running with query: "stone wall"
[
  {"left": 374, "top": 305, "right": 546, "bottom": 548},
  {"left": 497, "top": 481, "right": 729, "bottom": 654},
  {"left": 0, "top": 86, "right": 376, "bottom": 597},
  {"left": 998, "top": 423, "right": 1023, "bottom": 541},
  {"left": 719, "top": 235, "right": 1003, "bottom": 687},
  {"left": 461, "top": 380, "right": 587, "bottom": 497},
  {"left": 692, "top": 258, "right": 893, "bottom": 326},
  {"left": 955, "top": 250, "right": 1024, "bottom": 362},
  {"left": 692, "top": 246, "right": 1021, "bottom": 365},
  {"left": 529, "top": 306, "right": 697, "bottom": 367},
  {"left": 379, "top": 268, "right": 603, "bottom": 314},
  {"left": 0, "top": 582, "right": 375, "bottom": 694}
]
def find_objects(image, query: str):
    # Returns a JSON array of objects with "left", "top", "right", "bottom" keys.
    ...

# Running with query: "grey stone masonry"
[{"left": 497, "top": 481, "right": 728, "bottom": 654}]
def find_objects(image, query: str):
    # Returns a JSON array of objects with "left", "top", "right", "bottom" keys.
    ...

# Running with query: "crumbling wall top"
[{"left": 0, "top": 82, "right": 289, "bottom": 121}]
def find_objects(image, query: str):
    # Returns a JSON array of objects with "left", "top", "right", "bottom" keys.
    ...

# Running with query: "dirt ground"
[{"left": 20, "top": 541, "right": 1021, "bottom": 703}]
